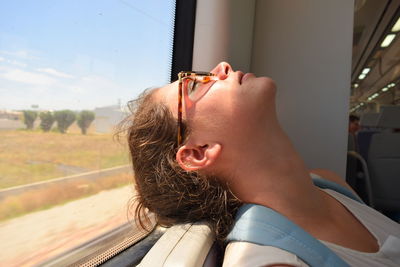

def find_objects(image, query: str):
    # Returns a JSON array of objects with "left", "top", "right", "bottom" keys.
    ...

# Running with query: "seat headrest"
[
  {"left": 360, "top": 113, "right": 380, "bottom": 127},
  {"left": 377, "top": 106, "right": 400, "bottom": 128}
]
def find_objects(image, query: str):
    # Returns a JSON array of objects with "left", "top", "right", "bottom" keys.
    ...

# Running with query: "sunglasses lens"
[
  {"left": 187, "top": 79, "right": 201, "bottom": 101},
  {"left": 185, "top": 77, "right": 215, "bottom": 102}
]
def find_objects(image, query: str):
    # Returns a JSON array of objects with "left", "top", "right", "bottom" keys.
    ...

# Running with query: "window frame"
[{"left": 170, "top": 0, "right": 197, "bottom": 82}]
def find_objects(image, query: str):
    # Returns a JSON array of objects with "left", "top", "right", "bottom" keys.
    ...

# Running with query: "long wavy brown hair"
[{"left": 119, "top": 88, "right": 241, "bottom": 242}]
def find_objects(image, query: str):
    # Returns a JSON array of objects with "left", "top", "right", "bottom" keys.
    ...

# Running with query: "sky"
[{"left": 0, "top": 0, "right": 175, "bottom": 111}]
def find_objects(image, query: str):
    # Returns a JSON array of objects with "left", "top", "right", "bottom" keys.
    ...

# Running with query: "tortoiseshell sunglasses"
[{"left": 177, "top": 71, "right": 218, "bottom": 146}]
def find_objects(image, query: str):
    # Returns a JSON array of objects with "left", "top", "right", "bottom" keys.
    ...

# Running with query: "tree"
[
  {"left": 54, "top": 110, "right": 76, "bottom": 133},
  {"left": 77, "top": 110, "right": 95, "bottom": 135},
  {"left": 39, "top": 111, "right": 55, "bottom": 132},
  {"left": 23, "top": 110, "right": 38, "bottom": 130}
]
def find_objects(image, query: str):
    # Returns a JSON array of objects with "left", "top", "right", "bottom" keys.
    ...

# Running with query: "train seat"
[
  {"left": 346, "top": 112, "right": 380, "bottom": 205},
  {"left": 357, "top": 112, "right": 381, "bottom": 160},
  {"left": 138, "top": 222, "right": 219, "bottom": 267},
  {"left": 368, "top": 106, "right": 400, "bottom": 220}
]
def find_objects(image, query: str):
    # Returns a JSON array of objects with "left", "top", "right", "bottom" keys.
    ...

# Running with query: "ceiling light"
[
  {"left": 361, "top": 68, "right": 370, "bottom": 75},
  {"left": 360, "top": 103, "right": 364, "bottom": 106},
  {"left": 354, "top": 83, "right": 359, "bottom": 88},
  {"left": 392, "top": 17, "right": 400, "bottom": 32},
  {"left": 381, "top": 34, "right": 396, "bottom": 47},
  {"left": 382, "top": 87, "right": 388, "bottom": 92},
  {"left": 388, "top": 83, "right": 396, "bottom": 88},
  {"left": 358, "top": 73, "right": 366, "bottom": 80}
]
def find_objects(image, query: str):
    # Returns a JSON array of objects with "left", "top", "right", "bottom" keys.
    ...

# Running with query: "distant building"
[
  {"left": 0, "top": 110, "right": 22, "bottom": 120},
  {"left": 93, "top": 105, "right": 125, "bottom": 133},
  {"left": 0, "top": 110, "right": 24, "bottom": 130}
]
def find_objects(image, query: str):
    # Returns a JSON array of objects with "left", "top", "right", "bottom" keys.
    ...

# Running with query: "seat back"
[
  {"left": 359, "top": 112, "right": 380, "bottom": 128},
  {"left": 357, "top": 112, "right": 381, "bottom": 161},
  {"left": 347, "top": 133, "right": 356, "bottom": 151},
  {"left": 368, "top": 132, "right": 400, "bottom": 212},
  {"left": 357, "top": 130, "right": 379, "bottom": 162},
  {"left": 346, "top": 133, "right": 360, "bottom": 189},
  {"left": 376, "top": 105, "right": 400, "bottom": 128},
  {"left": 368, "top": 105, "right": 400, "bottom": 213},
  {"left": 138, "top": 223, "right": 216, "bottom": 267}
]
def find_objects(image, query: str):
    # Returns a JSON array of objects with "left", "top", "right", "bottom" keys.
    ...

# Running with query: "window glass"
[{"left": 0, "top": 0, "right": 175, "bottom": 265}]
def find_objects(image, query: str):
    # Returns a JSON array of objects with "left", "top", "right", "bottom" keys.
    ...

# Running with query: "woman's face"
[{"left": 154, "top": 62, "right": 277, "bottom": 147}]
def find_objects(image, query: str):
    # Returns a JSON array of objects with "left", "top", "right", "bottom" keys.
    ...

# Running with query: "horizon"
[{"left": 0, "top": 104, "right": 123, "bottom": 113}]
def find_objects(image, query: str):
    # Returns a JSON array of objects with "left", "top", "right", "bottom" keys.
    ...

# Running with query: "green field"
[{"left": 0, "top": 130, "right": 130, "bottom": 189}]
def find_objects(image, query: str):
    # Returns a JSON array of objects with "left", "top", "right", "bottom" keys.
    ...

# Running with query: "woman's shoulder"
[{"left": 309, "top": 168, "right": 359, "bottom": 197}]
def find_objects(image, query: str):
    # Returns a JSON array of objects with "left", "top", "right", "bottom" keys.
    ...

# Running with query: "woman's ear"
[{"left": 176, "top": 143, "right": 222, "bottom": 171}]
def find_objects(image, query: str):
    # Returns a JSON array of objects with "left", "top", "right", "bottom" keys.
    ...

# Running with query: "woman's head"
[
  {"left": 122, "top": 62, "right": 277, "bottom": 241},
  {"left": 156, "top": 62, "right": 277, "bottom": 175}
]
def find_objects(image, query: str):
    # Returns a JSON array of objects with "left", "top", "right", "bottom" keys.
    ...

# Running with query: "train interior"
[{"left": 1, "top": 0, "right": 399, "bottom": 266}]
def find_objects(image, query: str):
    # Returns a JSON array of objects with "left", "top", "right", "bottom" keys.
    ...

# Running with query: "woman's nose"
[{"left": 210, "top": 62, "right": 232, "bottom": 80}]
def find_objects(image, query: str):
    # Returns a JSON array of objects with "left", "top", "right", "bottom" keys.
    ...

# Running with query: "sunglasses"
[{"left": 177, "top": 71, "right": 218, "bottom": 146}]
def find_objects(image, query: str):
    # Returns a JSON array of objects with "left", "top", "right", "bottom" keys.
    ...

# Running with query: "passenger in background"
[
  {"left": 346, "top": 114, "right": 362, "bottom": 192},
  {"left": 347, "top": 115, "right": 360, "bottom": 152},
  {"left": 121, "top": 62, "right": 400, "bottom": 266},
  {"left": 348, "top": 114, "right": 360, "bottom": 151},
  {"left": 348, "top": 114, "right": 360, "bottom": 136}
]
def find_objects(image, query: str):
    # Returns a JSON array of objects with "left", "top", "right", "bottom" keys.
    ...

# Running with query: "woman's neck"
[{"left": 226, "top": 126, "right": 331, "bottom": 225}]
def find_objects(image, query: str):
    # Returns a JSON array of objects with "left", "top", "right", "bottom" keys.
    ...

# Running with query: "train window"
[{"left": 0, "top": 0, "right": 175, "bottom": 265}]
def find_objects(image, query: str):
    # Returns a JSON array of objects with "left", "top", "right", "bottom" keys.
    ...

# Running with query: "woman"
[{"left": 122, "top": 62, "right": 400, "bottom": 266}]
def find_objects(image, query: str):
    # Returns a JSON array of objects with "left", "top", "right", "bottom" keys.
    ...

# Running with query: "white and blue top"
[{"left": 224, "top": 177, "right": 400, "bottom": 267}]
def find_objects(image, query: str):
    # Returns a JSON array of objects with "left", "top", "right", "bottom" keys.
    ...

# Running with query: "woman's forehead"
[{"left": 153, "top": 80, "right": 178, "bottom": 111}]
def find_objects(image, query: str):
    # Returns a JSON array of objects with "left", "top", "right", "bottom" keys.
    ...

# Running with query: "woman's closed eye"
[{"left": 187, "top": 78, "right": 216, "bottom": 101}]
